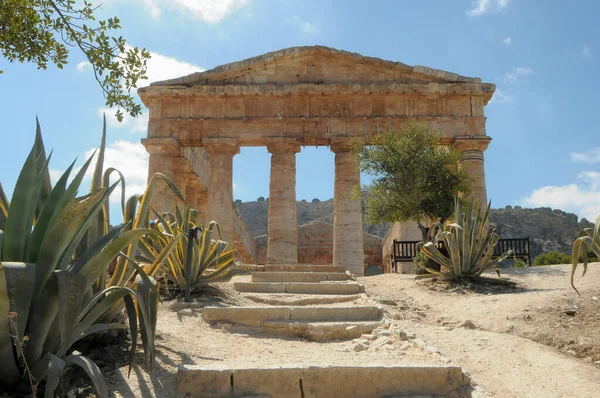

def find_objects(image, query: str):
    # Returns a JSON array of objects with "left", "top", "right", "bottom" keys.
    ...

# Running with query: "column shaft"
[
  {"left": 331, "top": 144, "right": 364, "bottom": 276},
  {"left": 204, "top": 141, "right": 239, "bottom": 247},
  {"left": 267, "top": 143, "right": 300, "bottom": 265},
  {"left": 142, "top": 138, "right": 183, "bottom": 215}
]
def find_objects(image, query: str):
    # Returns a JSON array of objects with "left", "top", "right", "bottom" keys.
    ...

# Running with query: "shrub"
[
  {"left": 0, "top": 121, "right": 164, "bottom": 397},
  {"left": 413, "top": 251, "right": 440, "bottom": 274},
  {"left": 139, "top": 208, "right": 247, "bottom": 293},
  {"left": 418, "top": 198, "right": 512, "bottom": 280},
  {"left": 533, "top": 251, "right": 571, "bottom": 266},
  {"left": 571, "top": 214, "right": 600, "bottom": 294}
]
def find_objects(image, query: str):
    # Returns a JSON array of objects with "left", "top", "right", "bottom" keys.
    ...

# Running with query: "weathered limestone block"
[
  {"left": 454, "top": 137, "right": 491, "bottom": 208},
  {"left": 331, "top": 143, "right": 364, "bottom": 276},
  {"left": 301, "top": 365, "right": 467, "bottom": 397},
  {"left": 266, "top": 142, "right": 301, "bottom": 265},
  {"left": 203, "top": 139, "right": 239, "bottom": 247},
  {"left": 232, "top": 366, "right": 303, "bottom": 398},
  {"left": 177, "top": 364, "right": 232, "bottom": 398}
]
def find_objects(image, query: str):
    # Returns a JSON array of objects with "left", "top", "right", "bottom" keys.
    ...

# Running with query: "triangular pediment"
[{"left": 149, "top": 46, "right": 482, "bottom": 87}]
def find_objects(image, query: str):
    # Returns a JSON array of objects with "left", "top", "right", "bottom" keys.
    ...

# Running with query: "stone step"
[
  {"left": 252, "top": 264, "right": 347, "bottom": 273},
  {"left": 245, "top": 293, "right": 362, "bottom": 306},
  {"left": 263, "top": 320, "right": 381, "bottom": 340},
  {"left": 203, "top": 305, "right": 383, "bottom": 327},
  {"left": 252, "top": 271, "right": 350, "bottom": 283},
  {"left": 234, "top": 282, "right": 364, "bottom": 295},
  {"left": 177, "top": 364, "right": 469, "bottom": 398}
]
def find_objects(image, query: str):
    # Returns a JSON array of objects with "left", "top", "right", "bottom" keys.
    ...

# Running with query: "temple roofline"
[{"left": 146, "top": 45, "right": 483, "bottom": 88}]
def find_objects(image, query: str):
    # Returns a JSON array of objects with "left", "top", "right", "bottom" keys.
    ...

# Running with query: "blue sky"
[{"left": 1, "top": 0, "right": 599, "bottom": 222}]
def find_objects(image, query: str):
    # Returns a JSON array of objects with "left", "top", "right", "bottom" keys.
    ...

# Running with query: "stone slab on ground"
[
  {"left": 177, "top": 364, "right": 469, "bottom": 398},
  {"left": 203, "top": 305, "right": 383, "bottom": 326},
  {"left": 234, "top": 281, "right": 364, "bottom": 295},
  {"left": 245, "top": 293, "right": 362, "bottom": 306},
  {"left": 263, "top": 320, "right": 381, "bottom": 339},
  {"left": 252, "top": 271, "right": 350, "bottom": 283},
  {"left": 251, "top": 264, "right": 347, "bottom": 273}
]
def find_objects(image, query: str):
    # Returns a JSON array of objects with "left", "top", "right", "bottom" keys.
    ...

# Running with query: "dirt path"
[{"left": 363, "top": 263, "right": 600, "bottom": 398}]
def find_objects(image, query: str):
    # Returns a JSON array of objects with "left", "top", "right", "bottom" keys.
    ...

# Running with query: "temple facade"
[{"left": 138, "top": 46, "right": 495, "bottom": 276}]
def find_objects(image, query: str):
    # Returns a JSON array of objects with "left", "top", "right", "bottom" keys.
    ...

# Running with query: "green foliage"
[
  {"left": 353, "top": 122, "right": 470, "bottom": 240},
  {"left": 0, "top": 0, "right": 150, "bottom": 121},
  {"left": 418, "top": 198, "right": 512, "bottom": 280},
  {"left": 533, "top": 251, "right": 572, "bottom": 266},
  {"left": 413, "top": 251, "right": 440, "bottom": 275},
  {"left": 0, "top": 121, "right": 158, "bottom": 396},
  {"left": 139, "top": 208, "right": 246, "bottom": 293},
  {"left": 571, "top": 213, "right": 600, "bottom": 294}
]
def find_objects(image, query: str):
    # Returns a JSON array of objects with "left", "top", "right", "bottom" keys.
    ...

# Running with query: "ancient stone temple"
[{"left": 138, "top": 46, "right": 495, "bottom": 276}]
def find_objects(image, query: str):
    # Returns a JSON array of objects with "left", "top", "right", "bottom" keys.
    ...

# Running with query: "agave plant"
[
  {"left": 418, "top": 198, "right": 513, "bottom": 280},
  {"left": 571, "top": 213, "right": 600, "bottom": 294},
  {"left": 139, "top": 207, "right": 246, "bottom": 293},
  {"left": 0, "top": 119, "right": 178, "bottom": 397}
]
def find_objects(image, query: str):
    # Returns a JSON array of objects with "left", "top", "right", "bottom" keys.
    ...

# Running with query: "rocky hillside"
[{"left": 236, "top": 199, "right": 593, "bottom": 260}]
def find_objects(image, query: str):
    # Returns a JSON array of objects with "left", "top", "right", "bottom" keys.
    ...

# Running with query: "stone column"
[
  {"left": 203, "top": 139, "right": 239, "bottom": 247},
  {"left": 184, "top": 172, "right": 208, "bottom": 222},
  {"left": 454, "top": 137, "right": 491, "bottom": 207},
  {"left": 266, "top": 142, "right": 301, "bottom": 265},
  {"left": 141, "top": 137, "right": 184, "bottom": 215},
  {"left": 331, "top": 142, "right": 364, "bottom": 276}
]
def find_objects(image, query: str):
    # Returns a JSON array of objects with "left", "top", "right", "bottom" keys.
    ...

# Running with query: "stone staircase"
[
  {"left": 203, "top": 264, "right": 382, "bottom": 340},
  {"left": 185, "top": 265, "right": 474, "bottom": 398}
]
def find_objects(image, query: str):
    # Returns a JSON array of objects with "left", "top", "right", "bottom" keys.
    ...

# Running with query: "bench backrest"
[{"left": 392, "top": 236, "right": 531, "bottom": 267}]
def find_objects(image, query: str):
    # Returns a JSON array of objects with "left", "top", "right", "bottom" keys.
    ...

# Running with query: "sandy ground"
[
  {"left": 363, "top": 263, "right": 600, "bottom": 398},
  {"left": 101, "top": 264, "right": 600, "bottom": 398}
]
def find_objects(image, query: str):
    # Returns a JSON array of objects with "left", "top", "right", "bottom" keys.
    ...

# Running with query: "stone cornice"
[
  {"left": 139, "top": 82, "right": 495, "bottom": 105},
  {"left": 453, "top": 136, "right": 492, "bottom": 152},
  {"left": 141, "top": 137, "right": 182, "bottom": 155}
]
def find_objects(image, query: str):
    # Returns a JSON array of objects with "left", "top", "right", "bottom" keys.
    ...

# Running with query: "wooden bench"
[{"left": 391, "top": 237, "right": 531, "bottom": 273}]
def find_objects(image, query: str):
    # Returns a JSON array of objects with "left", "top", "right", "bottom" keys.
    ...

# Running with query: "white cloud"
[
  {"left": 523, "top": 171, "right": 600, "bottom": 221},
  {"left": 121, "top": 0, "right": 249, "bottom": 22},
  {"left": 489, "top": 89, "right": 513, "bottom": 104},
  {"left": 502, "top": 36, "right": 511, "bottom": 45},
  {"left": 570, "top": 148, "right": 600, "bottom": 164},
  {"left": 503, "top": 67, "right": 533, "bottom": 83},
  {"left": 286, "top": 16, "right": 319, "bottom": 35},
  {"left": 467, "top": 0, "right": 510, "bottom": 17},
  {"left": 582, "top": 43, "right": 591, "bottom": 58},
  {"left": 94, "top": 48, "right": 203, "bottom": 133},
  {"left": 50, "top": 140, "right": 149, "bottom": 211},
  {"left": 76, "top": 61, "right": 91, "bottom": 71},
  {"left": 141, "top": 49, "right": 204, "bottom": 86}
]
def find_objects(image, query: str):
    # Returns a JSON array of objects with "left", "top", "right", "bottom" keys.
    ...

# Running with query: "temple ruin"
[{"left": 138, "top": 46, "right": 495, "bottom": 276}]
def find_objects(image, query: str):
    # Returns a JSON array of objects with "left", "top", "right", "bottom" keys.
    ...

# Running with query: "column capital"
[
  {"left": 267, "top": 141, "right": 301, "bottom": 155},
  {"left": 453, "top": 136, "right": 491, "bottom": 153},
  {"left": 202, "top": 138, "right": 240, "bottom": 155},
  {"left": 329, "top": 140, "right": 355, "bottom": 154},
  {"left": 141, "top": 137, "right": 182, "bottom": 156}
]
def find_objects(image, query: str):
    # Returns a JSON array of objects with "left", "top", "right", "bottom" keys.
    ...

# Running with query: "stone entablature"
[{"left": 139, "top": 46, "right": 495, "bottom": 275}]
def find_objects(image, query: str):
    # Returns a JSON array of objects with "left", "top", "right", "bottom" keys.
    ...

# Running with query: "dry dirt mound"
[{"left": 362, "top": 263, "right": 600, "bottom": 398}]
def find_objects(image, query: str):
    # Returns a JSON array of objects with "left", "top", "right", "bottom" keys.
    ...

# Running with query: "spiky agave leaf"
[
  {"left": 109, "top": 173, "right": 184, "bottom": 287},
  {"left": 571, "top": 213, "right": 600, "bottom": 295},
  {"left": 0, "top": 263, "right": 22, "bottom": 387},
  {"left": 0, "top": 182, "right": 9, "bottom": 231},
  {"left": 420, "top": 198, "right": 511, "bottom": 280}
]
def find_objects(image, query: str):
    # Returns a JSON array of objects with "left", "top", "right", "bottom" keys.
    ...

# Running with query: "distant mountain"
[{"left": 235, "top": 199, "right": 592, "bottom": 260}]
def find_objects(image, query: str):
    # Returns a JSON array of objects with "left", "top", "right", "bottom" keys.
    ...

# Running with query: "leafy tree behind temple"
[
  {"left": 0, "top": 0, "right": 150, "bottom": 121},
  {"left": 353, "top": 122, "right": 470, "bottom": 242}
]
